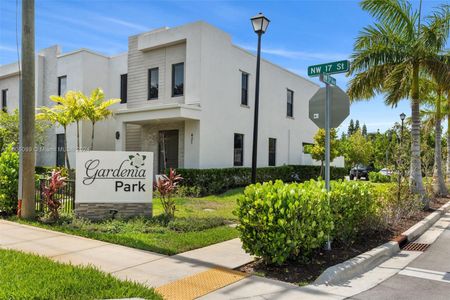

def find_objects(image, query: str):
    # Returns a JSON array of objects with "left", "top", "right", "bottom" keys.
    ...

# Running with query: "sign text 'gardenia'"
[{"left": 82, "top": 153, "right": 148, "bottom": 192}]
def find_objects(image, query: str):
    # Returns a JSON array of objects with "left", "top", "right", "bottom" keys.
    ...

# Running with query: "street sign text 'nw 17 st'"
[{"left": 308, "top": 60, "right": 349, "bottom": 77}]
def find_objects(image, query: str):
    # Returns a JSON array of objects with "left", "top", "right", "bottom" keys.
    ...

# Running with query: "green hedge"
[
  {"left": 235, "top": 179, "right": 381, "bottom": 264},
  {"left": 175, "top": 165, "right": 347, "bottom": 195}
]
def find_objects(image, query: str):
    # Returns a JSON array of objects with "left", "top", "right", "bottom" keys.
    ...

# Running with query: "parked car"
[
  {"left": 379, "top": 168, "right": 393, "bottom": 176},
  {"left": 349, "top": 164, "right": 373, "bottom": 180}
]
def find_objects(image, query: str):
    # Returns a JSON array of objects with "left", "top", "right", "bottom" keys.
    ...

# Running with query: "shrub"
[
  {"left": 330, "top": 180, "right": 381, "bottom": 243},
  {"left": 176, "top": 165, "right": 347, "bottom": 196},
  {"left": 42, "top": 170, "right": 67, "bottom": 221},
  {"left": 154, "top": 169, "right": 182, "bottom": 219},
  {"left": 0, "top": 143, "right": 19, "bottom": 214},
  {"left": 368, "top": 171, "right": 391, "bottom": 183},
  {"left": 235, "top": 180, "right": 333, "bottom": 265}
]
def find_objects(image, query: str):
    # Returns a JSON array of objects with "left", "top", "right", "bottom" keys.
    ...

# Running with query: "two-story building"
[{"left": 0, "top": 21, "right": 344, "bottom": 172}]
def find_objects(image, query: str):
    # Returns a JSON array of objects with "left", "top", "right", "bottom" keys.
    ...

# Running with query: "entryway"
[{"left": 158, "top": 129, "right": 179, "bottom": 173}]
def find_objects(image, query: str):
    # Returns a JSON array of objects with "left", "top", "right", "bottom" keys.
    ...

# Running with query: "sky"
[{"left": 0, "top": 0, "right": 446, "bottom": 134}]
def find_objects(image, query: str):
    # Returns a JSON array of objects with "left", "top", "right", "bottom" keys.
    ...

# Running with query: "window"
[
  {"left": 241, "top": 72, "right": 249, "bottom": 105},
  {"left": 58, "top": 76, "right": 67, "bottom": 96},
  {"left": 56, "top": 134, "right": 65, "bottom": 167},
  {"left": 172, "top": 63, "right": 184, "bottom": 96},
  {"left": 148, "top": 68, "right": 159, "bottom": 99},
  {"left": 1, "top": 89, "right": 7, "bottom": 112},
  {"left": 234, "top": 133, "right": 244, "bottom": 166},
  {"left": 120, "top": 74, "right": 127, "bottom": 103},
  {"left": 287, "top": 89, "right": 294, "bottom": 117},
  {"left": 268, "top": 138, "right": 276, "bottom": 166}
]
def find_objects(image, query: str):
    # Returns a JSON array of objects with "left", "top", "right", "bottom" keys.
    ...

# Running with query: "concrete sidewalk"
[{"left": 0, "top": 220, "right": 252, "bottom": 288}]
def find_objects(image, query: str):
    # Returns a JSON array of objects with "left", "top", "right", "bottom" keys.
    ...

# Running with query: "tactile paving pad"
[{"left": 155, "top": 267, "right": 249, "bottom": 300}]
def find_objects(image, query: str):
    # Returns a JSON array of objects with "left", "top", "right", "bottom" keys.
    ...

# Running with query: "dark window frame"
[
  {"left": 268, "top": 138, "right": 276, "bottom": 166},
  {"left": 58, "top": 75, "right": 67, "bottom": 96},
  {"left": 172, "top": 62, "right": 184, "bottom": 97},
  {"left": 1, "top": 89, "right": 7, "bottom": 112},
  {"left": 148, "top": 67, "right": 159, "bottom": 100},
  {"left": 233, "top": 133, "right": 244, "bottom": 167},
  {"left": 287, "top": 89, "right": 294, "bottom": 117},
  {"left": 120, "top": 74, "right": 127, "bottom": 104},
  {"left": 241, "top": 72, "right": 249, "bottom": 106}
]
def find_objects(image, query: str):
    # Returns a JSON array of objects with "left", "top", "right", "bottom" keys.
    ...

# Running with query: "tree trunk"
[
  {"left": 320, "top": 160, "right": 324, "bottom": 178},
  {"left": 90, "top": 121, "right": 95, "bottom": 150},
  {"left": 63, "top": 126, "right": 71, "bottom": 170},
  {"left": 446, "top": 92, "right": 450, "bottom": 184},
  {"left": 432, "top": 91, "right": 447, "bottom": 196},
  {"left": 409, "top": 65, "right": 427, "bottom": 207},
  {"left": 76, "top": 120, "right": 80, "bottom": 150}
]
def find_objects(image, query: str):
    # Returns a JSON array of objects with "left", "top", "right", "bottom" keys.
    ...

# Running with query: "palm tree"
[
  {"left": 80, "top": 88, "right": 120, "bottom": 150},
  {"left": 36, "top": 106, "right": 74, "bottom": 169},
  {"left": 50, "top": 91, "right": 85, "bottom": 150},
  {"left": 348, "top": 0, "right": 449, "bottom": 207},
  {"left": 420, "top": 78, "right": 448, "bottom": 196}
]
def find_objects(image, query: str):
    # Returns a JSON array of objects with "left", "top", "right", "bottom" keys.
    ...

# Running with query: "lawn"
[
  {"left": 0, "top": 249, "right": 161, "bottom": 300},
  {"left": 13, "top": 188, "right": 243, "bottom": 255}
]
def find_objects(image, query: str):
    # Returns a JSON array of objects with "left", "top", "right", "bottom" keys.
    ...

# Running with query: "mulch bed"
[{"left": 238, "top": 197, "right": 449, "bottom": 286}]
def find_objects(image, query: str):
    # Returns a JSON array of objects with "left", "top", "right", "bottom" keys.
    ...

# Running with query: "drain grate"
[{"left": 402, "top": 242, "right": 430, "bottom": 252}]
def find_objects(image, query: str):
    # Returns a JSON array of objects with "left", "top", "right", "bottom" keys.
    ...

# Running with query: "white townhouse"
[{"left": 0, "top": 21, "right": 344, "bottom": 173}]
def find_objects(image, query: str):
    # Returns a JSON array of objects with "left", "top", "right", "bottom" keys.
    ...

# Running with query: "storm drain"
[{"left": 402, "top": 242, "right": 430, "bottom": 252}]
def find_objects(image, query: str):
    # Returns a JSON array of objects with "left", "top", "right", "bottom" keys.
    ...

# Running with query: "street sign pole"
[{"left": 324, "top": 81, "right": 331, "bottom": 251}]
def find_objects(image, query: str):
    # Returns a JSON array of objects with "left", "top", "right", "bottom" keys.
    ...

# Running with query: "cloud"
[
  {"left": 238, "top": 44, "right": 349, "bottom": 61},
  {"left": 0, "top": 45, "right": 17, "bottom": 52},
  {"left": 99, "top": 17, "right": 149, "bottom": 32}
]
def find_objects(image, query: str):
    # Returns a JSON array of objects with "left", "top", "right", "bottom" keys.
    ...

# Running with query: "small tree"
[
  {"left": 80, "top": 88, "right": 120, "bottom": 150},
  {"left": 305, "top": 128, "right": 339, "bottom": 177},
  {"left": 154, "top": 169, "right": 182, "bottom": 219},
  {"left": 343, "top": 130, "right": 373, "bottom": 168}
]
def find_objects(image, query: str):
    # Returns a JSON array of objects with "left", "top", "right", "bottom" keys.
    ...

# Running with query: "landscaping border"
[{"left": 314, "top": 201, "right": 450, "bottom": 285}]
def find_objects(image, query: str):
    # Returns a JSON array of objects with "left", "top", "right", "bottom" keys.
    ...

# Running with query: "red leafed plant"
[
  {"left": 42, "top": 170, "right": 66, "bottom": 220},
  {"left": 154, "top": 168, "right": 183, "bottom": 219}
]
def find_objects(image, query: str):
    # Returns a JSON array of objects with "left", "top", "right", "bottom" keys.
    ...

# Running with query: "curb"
[{"left": 314, "top": 200, "right": 450, "bottom": 286}]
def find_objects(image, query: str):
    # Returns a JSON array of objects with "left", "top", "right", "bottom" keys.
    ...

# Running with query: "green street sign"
[
  {"left": 308, "top": 60, "right": 349, "bottom": 77},
  {"left": 321, "top": 73, "right": 336, "bottom": 86}
]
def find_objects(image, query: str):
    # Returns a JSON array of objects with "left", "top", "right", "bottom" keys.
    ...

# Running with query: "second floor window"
[
  {"left": 269, "top": 138, "right": 276, "bottom": 166},
  {"left": 241, "top": 72, "right": 249, "bottom": 105},
  {"left": 234, "top": 133, "right": 244, "bottom": 166},
  {"left": 58, "top": 75, "right": 67, "bottom": 96},
  {"left": 148, "top": 68, "right": 159, "bottom": 100},
  {"left": 287, "top": 89, "right": 294, "bottom": 117},
  {"left": 1, "top": 89, "right": 7, "bottom": 112},
  {"left": 120, "top": 74, "right": 127, "bottom": 104},
  {"left": 172, "top": 63, "right": 184, "bottom": 97}
]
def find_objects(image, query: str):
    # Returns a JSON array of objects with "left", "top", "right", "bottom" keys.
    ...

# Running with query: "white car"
[{"left": 379, "top": 168, "right": 393, "bottom": 176}]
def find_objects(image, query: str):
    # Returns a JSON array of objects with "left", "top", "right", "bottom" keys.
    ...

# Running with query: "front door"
[{"left": 158, "top": 130, "right": 179, "bottom": 173}]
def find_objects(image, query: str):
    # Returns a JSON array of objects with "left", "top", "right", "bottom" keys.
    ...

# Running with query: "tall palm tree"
[
  {"left": 420, "top": 78, "right": 448, "bottom": 196},
  {"left": 80, "top": 88, "right": 120, "bottom": 150},
  {"left": 36, "top": 106, "right": 74, "bottom": 169},
  {"left": 348, "top": 0, "right": 449, "bottom": 207}
]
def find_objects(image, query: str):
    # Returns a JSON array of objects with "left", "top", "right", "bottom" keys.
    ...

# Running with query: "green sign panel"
[
  {"left": 321, "top": 73, "right": 336, "bottom": 86},
  {"left": 308, "top": 60, "right": 349, "bottom": 77}
]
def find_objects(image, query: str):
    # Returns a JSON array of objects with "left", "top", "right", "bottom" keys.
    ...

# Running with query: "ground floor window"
[
  {"left": 268, "top": 138, "right": 276, "bottom": 166},
  {"left": 234, "top": 133, "right": 244, "bottom": 166},
  {"left": 56, "top": 134, "right": 65, "bottom": 167}
]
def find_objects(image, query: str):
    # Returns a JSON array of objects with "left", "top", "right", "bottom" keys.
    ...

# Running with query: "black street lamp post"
[
  {"left": 400, "top": 112, "right": 406, "bottom": 145},
  {"left": 250, "top": 13, "right": 270, "bottom": 184}
]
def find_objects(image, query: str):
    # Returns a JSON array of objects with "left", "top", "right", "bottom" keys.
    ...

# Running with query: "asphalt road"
[{"left": 349, "top": 216, "right": 450, "bottom": 300}]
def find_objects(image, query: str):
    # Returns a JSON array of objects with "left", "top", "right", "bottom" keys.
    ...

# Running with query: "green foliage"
[
  {"left": 0, "top": 249, "right": 162, "bottom": 300},
  {"left": 304, "top": 128, "right": 340, "bottom": 166},
  {"left": 176, "top": 165, "right": 347, "bottom": 196},
  {"left": 167, "top": 217, "right": 228, "bottom": 232},
  {"left": 368, "top": 171, "right": 391, "bottom": 183},
  {"left": 342, "top": 130, "right": 373, "bottom": 167},
  {"left": 235, "top": 180, "right": 334, "bottom": 265},
  {"left": 0, "top": 110, "right": 49, "bottom": 152},
  {"left": 330, "top": 180, "right": 380, "bottom": 243},
  {"left": 0, "top": 144, "right": 19, "bottom": 214}
]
